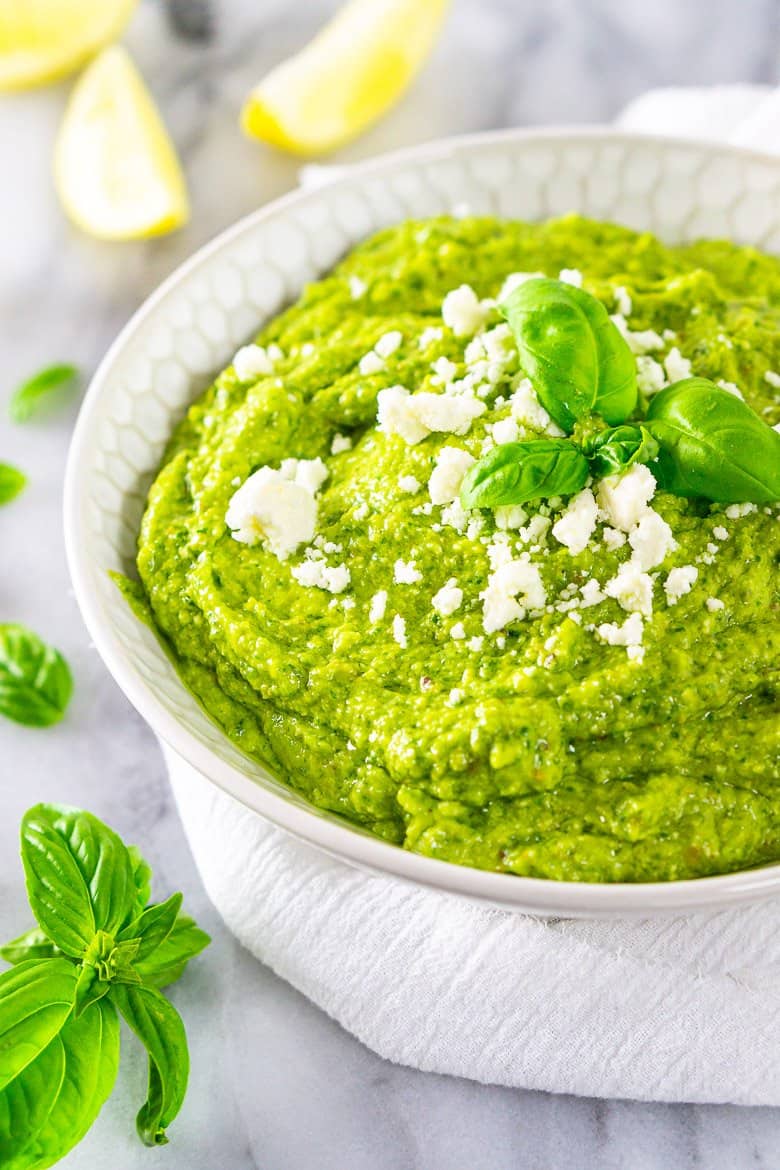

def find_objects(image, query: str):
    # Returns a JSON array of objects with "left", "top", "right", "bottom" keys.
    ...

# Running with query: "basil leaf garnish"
[
  {"left": 0, "top": 463, "right": 26, "bottom": 505},
  {"left": 0, "top": 928, "right": 58, "bottom": 966},
  {"left": 9, "top": 363, "right": 79, "bottom": 424},
  {"left": 113, "top": 984, "right": 190, "bottom": 1147},
  {"left": 584, "top": 423, "right": 659, "bottom": 478},
  {"left": 7, "top": 999, "right": 120, "bottom": 1170},
  {"left": 0, "top": 624, "right": 73, "bottom": 729},
  {"left": 646, "top": 377, "right": 780, "bottom": 503},
  {"left": 21, "top": 805, "right": 136, "bottom": 956},
  {"left": 460, "top": 438, "right": 589, "bottom": 509},
  {"left": 135, "top": 914, "right": 212, "bottom": 989},
  {"left": 500, "top": 277, "right": 637, "bottom": 432}
]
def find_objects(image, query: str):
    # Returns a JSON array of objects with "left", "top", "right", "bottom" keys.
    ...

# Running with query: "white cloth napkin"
[{"left": 169, "top": 87, "right": 780, "bottom": 1106}]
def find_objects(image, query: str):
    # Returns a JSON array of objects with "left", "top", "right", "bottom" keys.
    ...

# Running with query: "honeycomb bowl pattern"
[{"left": 65, "top": 129, "right": 780, "bottom": 916}]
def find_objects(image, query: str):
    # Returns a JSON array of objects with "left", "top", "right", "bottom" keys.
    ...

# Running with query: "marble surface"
[{"left": 1, "top": 0, "right": 779, "bottom": 1166}]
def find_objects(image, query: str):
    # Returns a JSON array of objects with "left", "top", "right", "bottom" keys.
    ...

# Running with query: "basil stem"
[
  {"left": 113, "top": 984, "right": 190, "bottom": 1147},
  {"left": 500, "top": 277, "right": 637, "bottom": 432},
  {"left": 460, "top": 439, "right": 589, "bottom": 510},
  {"left": 646, "top": 377, "right": 780, "bottom": 504}
]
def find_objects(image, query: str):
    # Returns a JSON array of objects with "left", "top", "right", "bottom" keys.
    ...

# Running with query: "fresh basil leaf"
[
  {"left": 0, "top": 624, "right": 73, "bottom": 729},
  {"left": 113, "top": 984, "right": 190, "bottom": 1147},
  {"left": 460, "top": 439, "right": 589, "bottom": 510},
  {"left": 135, "top": 915, "right": 211, "bottom": 989},
  {"left": 0, "top": 958, "right": 77, "bottom": 1089},
  {"left": 74, "top": 964, "right": 112, "bottom": 1018},
  {"left": 646, "top": 377, "right": 780, "bottom": 503},
  {"left": 500, "top": 277, "right": 637, "bottom": 432},
  {"left": 128, "top": 845, "right": 153, "bottom": 917},
  {"left": 0, "top": 928, "right": 58, "bottom": 966},
  {"left": 118, "top": 892, "right": 183, "bottom": 962},
  {"left": 584, "top": 423, "right": 659, "bottom": 478},
  {"left": 8, "top": 364, "right": 79, "bottom": 424},
  {"left": 21, "top": 805, "right": 136, "bottom": 956},
  {"left": 0, "top": 463, "right": 26, "bottom": 505},
  {"left": 4, "top": 999, "right": 120, "bottom": 1170},
  {"left": 0, "top": 1027, "right": 65, "bottom": 1165}
]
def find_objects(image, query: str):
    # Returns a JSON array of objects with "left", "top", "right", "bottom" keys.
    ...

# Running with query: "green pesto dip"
[{"left": 128, "top": 215, "right": 780, "bottom": 883}]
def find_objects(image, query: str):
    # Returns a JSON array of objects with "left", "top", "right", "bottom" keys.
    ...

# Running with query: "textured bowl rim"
[{"left": 65, "top": 125, "right": 780, "bottom": 917}]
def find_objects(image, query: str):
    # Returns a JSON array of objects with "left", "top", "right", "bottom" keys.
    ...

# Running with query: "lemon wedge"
[
  {"left": 0, "top": 0, "right": 138, "bottom": 91},
  {"left": 54, "top": 45, "right": 189, "bottom": 240},
  {"left": 241, "top": 0, "right": 449, "bottom": 157}
]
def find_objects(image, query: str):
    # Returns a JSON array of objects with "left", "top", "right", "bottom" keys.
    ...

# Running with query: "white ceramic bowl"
[{"left": 65, "top": 128, "right": 780, "bottom": 917}]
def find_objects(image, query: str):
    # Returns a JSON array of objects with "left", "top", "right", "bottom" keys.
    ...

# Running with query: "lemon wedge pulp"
[
  {"left": 0, "top": 0, "right": 138, "bottom": 91},
  {"left": 242, "top": 0, "right": 449, "bottom": 157},
  {"left": 54, "top": 45, "right": 189, "bottom": 241}
]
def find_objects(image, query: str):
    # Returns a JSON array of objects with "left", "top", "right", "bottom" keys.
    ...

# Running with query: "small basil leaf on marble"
[
  {"left": 118, "top": 892, "right": 183, "bottom": 962},
  {"left": 0, "top": 463, "right": 26, "bottom": 505},
  {"left": 134, "top": 914, "right": 211, "bottom": 989},
  {"left": 0, "top": 928, "right": 58, "bottom": 967},
  {"left": 584, "top": 423, "right": 659, "bottom": 478},
  {"left": 8, "top": 364, "right": 79, "bottom": 424},
  {"left": 500, "top": 277, "right": 637, "bottom": 432},
  {"left": 4, "top": 998, "right": 121, "bottom": 1170},
  {"left": 21, "top": 805, "right": 137, "bottom": 956},
  {"left": 460, "top": 439, "right": 589, "bottom": 510},
  {"left": 0, "top": 624, "right": 73, "bottom": 729},
  {"left": 646, "top": 377, "right": 780, "bottom": 503},
  {"left": 113, "top": 984, "right": 190, "bottom": 1147}
]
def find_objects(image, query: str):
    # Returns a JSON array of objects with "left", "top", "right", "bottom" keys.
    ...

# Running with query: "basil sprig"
[
  {"left": 0, "top": 804, "right": 210, "bottom": 1166},
  {"left": 460, "top": 439, "right": 588, "bottom": 509},
  {"left": 582, "top": 423, "right": 659, "bottom": 478},
  {"left": 500, "top": 277, "right": 637, "bottom": 431},
  {"left": 646, "top": 377, "right": 780, "bottom": 503},
  {"left": 0, "top": 624, "right": 73, "bottom": 729}
]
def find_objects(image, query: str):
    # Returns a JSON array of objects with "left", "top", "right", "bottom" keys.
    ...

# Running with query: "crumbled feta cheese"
[
  {"left": 442, "top": 285, "right": 489, "bottom": 337},
  {"left": 481, "top": 557, "right": 547, "bottom": 633},
  {"left": 718, "top": 380, "right": 744, "bottom": 399},
  {"left": 394, "top": 559, "right": 422, "bottom": 585},
  {"left": 392, "top": 614, "right": 407, "bottom": 647},
  {"left": 712, "top": 525, "right": 729, "bottom": 541},
  {"left": 764, "top": 370, "right": 780, "bottom": 389},
  {"left": 611, "top": 315, "right": 665, "bottom": 354},
  {"left": 226, "top": 458, "right": 328, "bottom": 559},
  {"left": 597, "top": 464, "right": 657, "bottom": 532},
  {"left": 369, "top": 590, "right": 388, "bottom": 623},
  {"left": 580, "top": 579, "right": 606, "bottom": 607},
  {"left": 636, "top": 355, "right": 667, "bottom": 396},
  {"left": 398, "top": 475, "right": 421, "bottom": 494},
  {"left": 428, "top": 446, "right": 476, "bottom": 505},
  {"left": 663, "top": 347, "right": 692, "bottom": 383},
  {"left": 418, "top": 325, "right": 444, "bottom": 349},
  {"left": 448, "top": 688, "right": 463, "bottom": 705},
  {"left": 359, "top": 350, "right": 385, "bottom": 376},
  {"left": 596, "top": 612, "right": 644, "bottom": 649},
  {"left": 432, "top": 578, "right": 463, "bottom": 617},
  {"left": 375, "top": 330, "right": 402, "bottom": 358},
  {"left": 431, "top": 356, "right": 459, "bottom": 384},
  {"left": 291, "top": 557, "right": 350, "bottom": 594},
  {"left": 377, "top": 386, "right": 485, "bottom": 445},
  {"left": 551, "top": 488, "right": 598, "bottom": 555},
  {"left": 559, "top": 268, "right": 582, "bottom": 287},
  {"left": 233, "top": 344, "right": 276, "bottom": 380},
  {"left": 491, "top": 417, "right": 520, "bottom": 445},
  {"left": 627, "top": 510, "right": 677, "bottom": 570},
  {"left": 510, "top": 378, "right": 562, "bottom": 435},
  {"left": 467, "top": 635, "right": 484, "bottom": 652},
  {"left": 348, "top": 275, "right": 367, "bottom": 299},
  {"left": 449, "top": 621, "right": 466, "bottom": 640},
  {"left": 440, "top": 498, "right": 470, "bottom": 533},
  {"left": 331, "top": 433, "right": 352, "bottom": 455},
  {"left": 497, "top": 272, "right": 543, "bottom": 301},
  {"left": 706, "top": 597, "right": 725, "bottom": 612},
  {"left": 725, "top": 502, "right": 757, "bottom": 520},
  {"left": 664, "top": 565, "right": 698, "bottom": 605},
  {"left": 604, "top": 562, "right": 654, "bottom": 616},
  {"left": 602, "top": 527, "right": 627, "bottom": 551},
  {"left": 614, "top": 286, "right": 632, "bottom": 317},
  {"left": 300, "top": 342, "right": 315, "bottom": 358},
  {"left": 495, "top": 504, "right": 528, "bottom": 531}
]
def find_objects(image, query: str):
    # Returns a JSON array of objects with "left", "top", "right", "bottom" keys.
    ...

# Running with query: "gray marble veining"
[{"left": 1, "top": 1, "right": 779, "bottom": 1166}]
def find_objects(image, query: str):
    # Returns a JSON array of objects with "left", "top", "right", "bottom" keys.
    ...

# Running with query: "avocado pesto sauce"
[{"left": 129, "top": 215, "right": 780, "bottom": 883}]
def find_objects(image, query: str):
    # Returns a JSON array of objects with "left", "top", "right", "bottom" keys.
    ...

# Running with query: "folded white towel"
[{"left": 169, "top": 87, "right": 780, "bottom": 1106}]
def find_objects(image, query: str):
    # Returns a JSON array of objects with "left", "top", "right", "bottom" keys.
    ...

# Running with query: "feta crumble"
[
  {"left": 394, "top": 559, "right": 423, "bottom": 585},
  {"left": 764, "top": 370, "right": 780, "bottom": 389},
  {"left": 233, "top": 344, "right": 277, "bottom": 380},
  {"left": 636, "top": 356, "right": 667, "bottom": 396},
  {"left": 428, "top": 446, "right": 476, "bottom": 505},
  {"left": 510, "top": 378, "right": 563, "bottom": 435},
  {"left": 331, "top": 433, "right": 352, "bottom": 455},
  {"left": 614, "top": 286, "right": 632, "bottom": 317},
  {"left": 551, "top": 489, "right": 598, "bottom": 555},
  {"left": 398, "top": 475, "right": 421, "bottom": 494},
  {"left": 604, "top": 562, "right": 654, "bottom": 616},
  {"left": 377, "top": 386, "right": 485, "bottom": 445},
  {"left": 369, "top": 590, "right": 388, "bottom": 623},
  {"left": 442, "top": 284, "right": 490, "bottom": 337},
  {"left": 663, "top": 347, "right": 692, "bottom": 383},
  {"left": 375, "top": 330, "right": 402, "bottom": 358},
  {"left": 596, "top": 612, "right": 644, "bottom": 650},
  {"left": 291, "top": 556, "right": 350, "bottom": 594},
  {"left": 348, "top": 275, "right": 367, "bottom": 299},
  {"left": 706, "top": 597, "right": 725, "bottom": 612},
  {"left": 627, "top": 510, "right": 677, "bottom": 570},
  {"left": 432, "top": 578, "right": 463, "bottom": 617},
  {"left": 597, "top": 464, "right": 657, "bottom": 532},
  {"left": 558, "top": 268, "right": 583, "bottom": 287},
  {"left": 664, "top": 565, "right": 698, "bottom": 605},
  {"left": 392, "top": 614, "right": 408, "bottom": 647},
  {"left": 481, "top": 557, "right": 547, "bottom": 633},
  {"left": 226, "top": 457, "right": 328, "bottom": 559}
]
